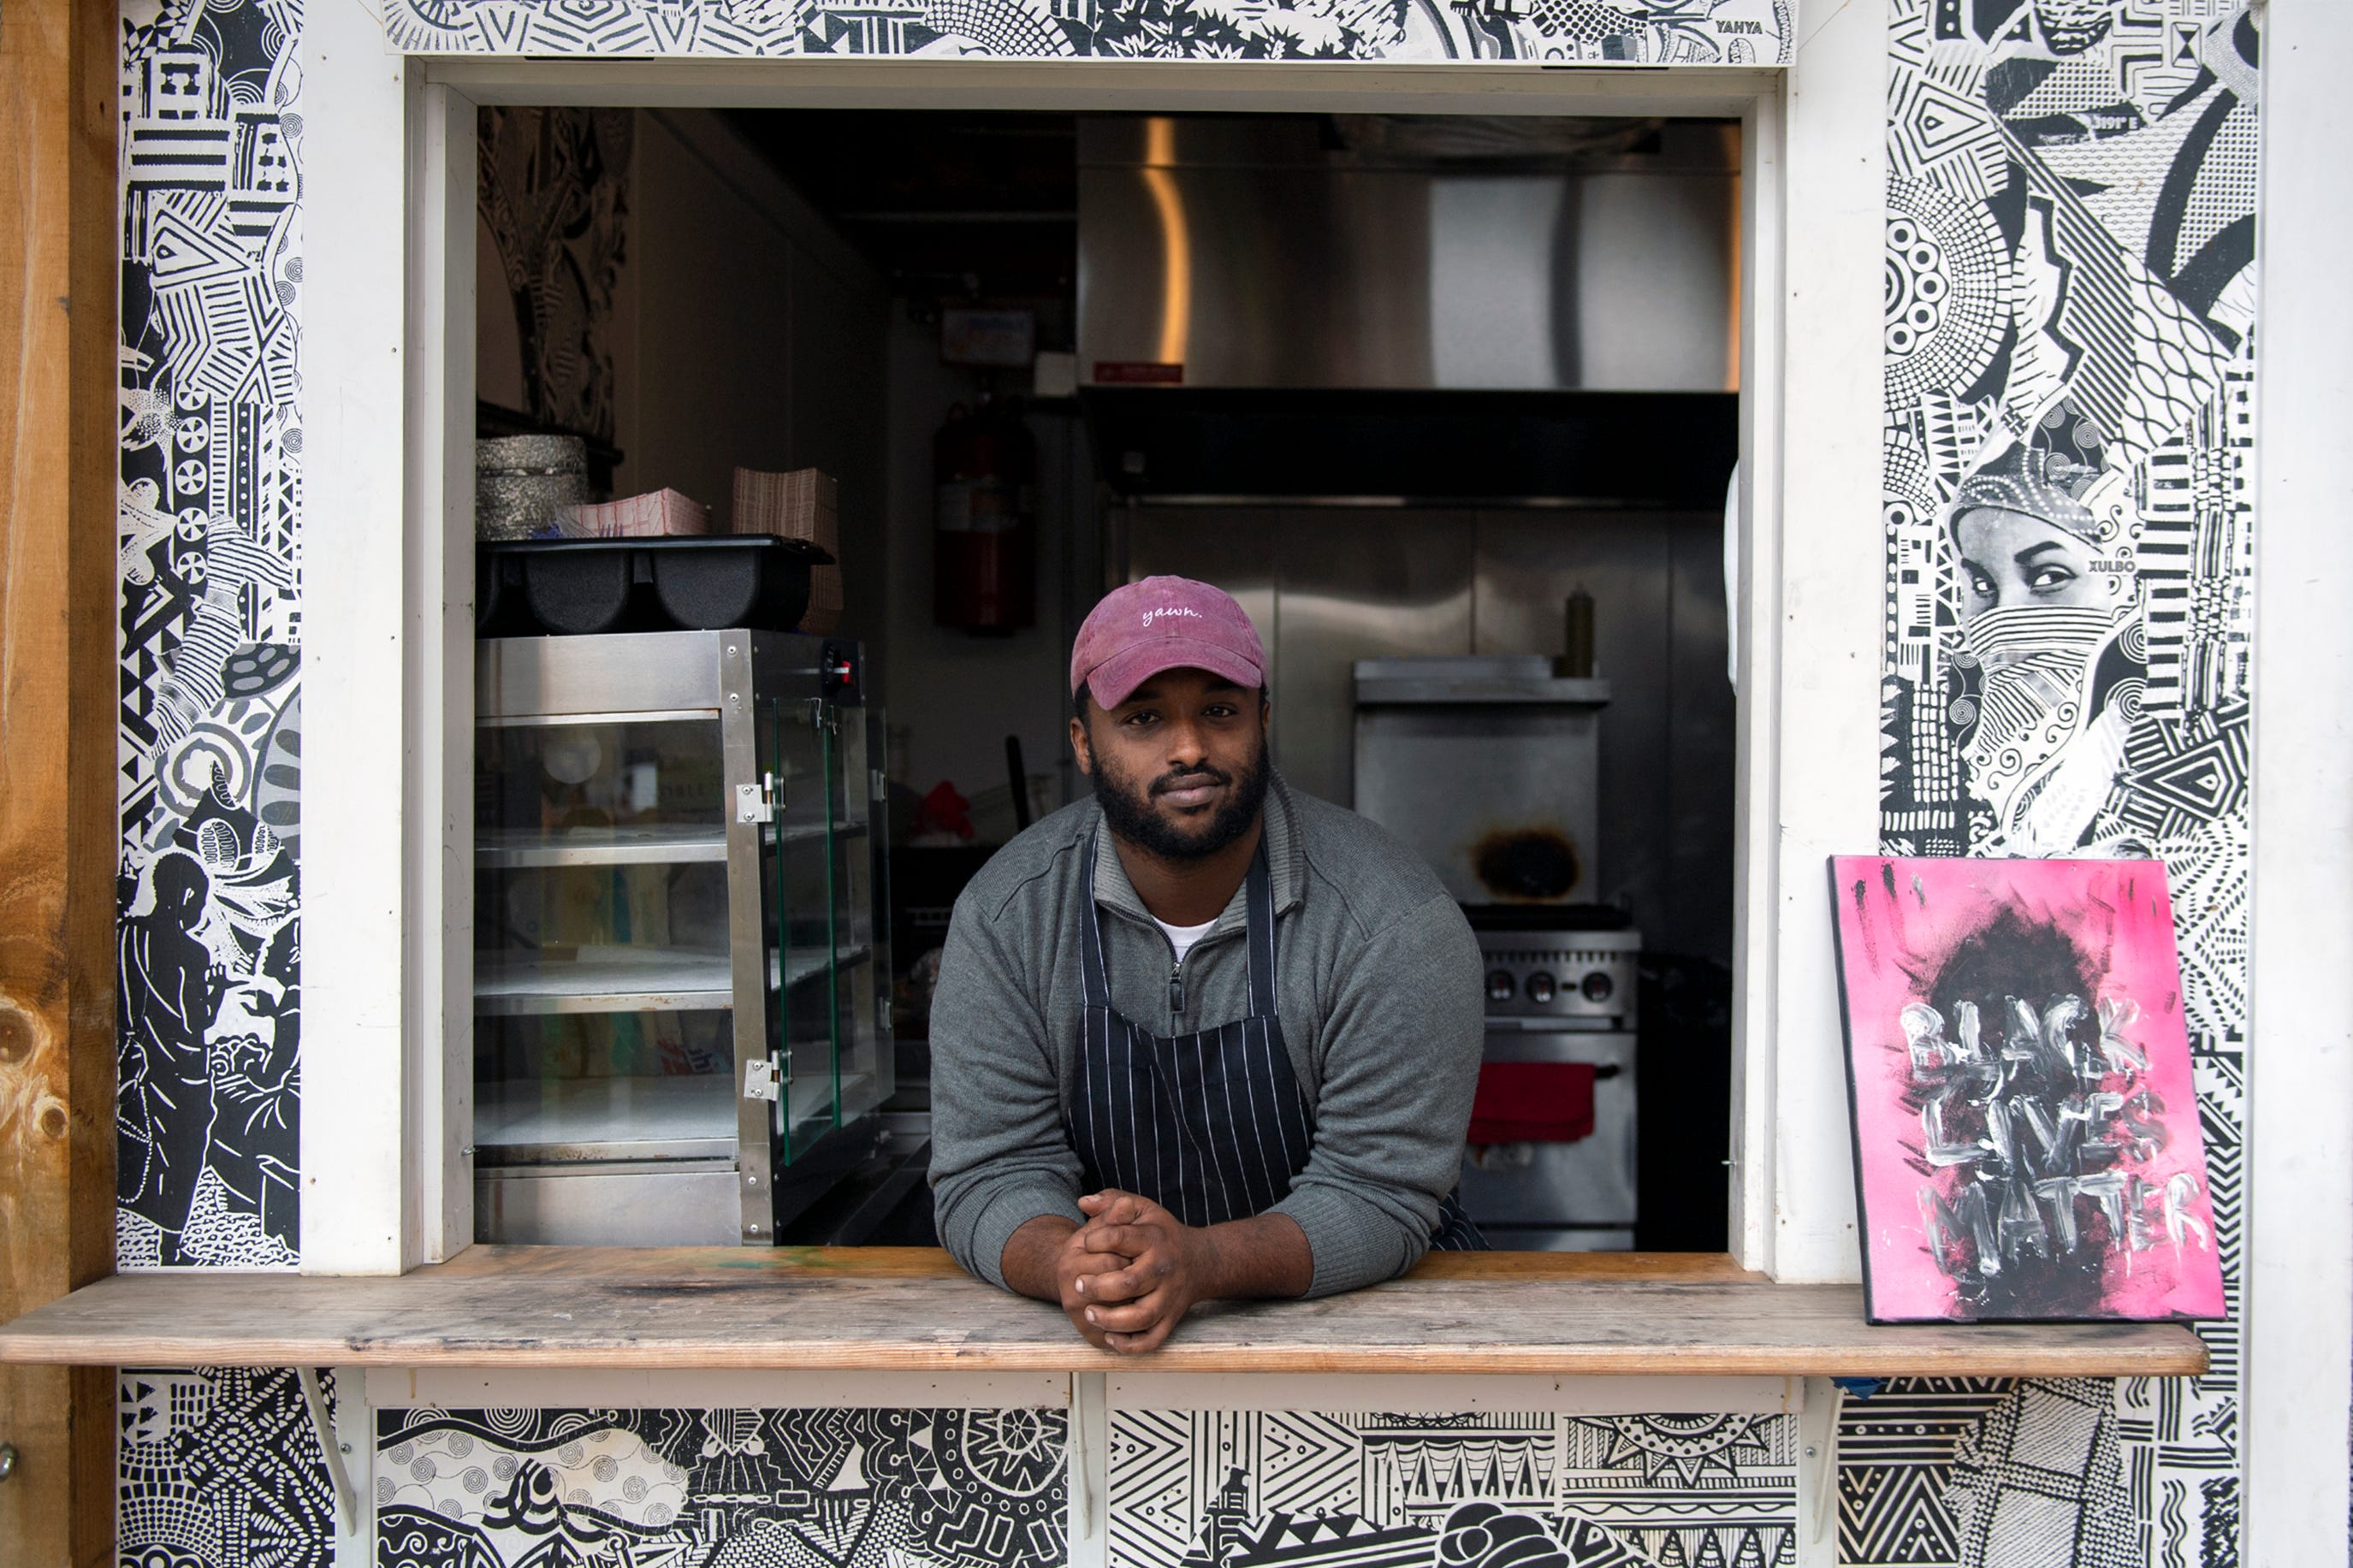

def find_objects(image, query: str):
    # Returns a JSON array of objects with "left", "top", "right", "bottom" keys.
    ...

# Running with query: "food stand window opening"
[{"left": 428, "top": 77, "right": 1780, "bottom": 1273}]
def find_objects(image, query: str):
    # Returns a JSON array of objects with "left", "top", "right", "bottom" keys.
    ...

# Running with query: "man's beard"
[{"left": 1093, "top": 737, "right": 1269, "bottom": 862}]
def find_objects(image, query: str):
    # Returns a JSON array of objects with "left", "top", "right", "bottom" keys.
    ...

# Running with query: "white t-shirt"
[{"left": 1153, "top": 914, "right": 1220, "bottom": 965}]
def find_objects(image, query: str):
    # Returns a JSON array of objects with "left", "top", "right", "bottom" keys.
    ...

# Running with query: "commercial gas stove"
[{"left": 1458, "top": 917, "right": 1640, "bottom": 1251}]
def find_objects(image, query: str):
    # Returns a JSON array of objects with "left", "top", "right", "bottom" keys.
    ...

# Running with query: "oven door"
[{"left": 1455, "top": 1027, "right": 1638, "bottom": 1251}]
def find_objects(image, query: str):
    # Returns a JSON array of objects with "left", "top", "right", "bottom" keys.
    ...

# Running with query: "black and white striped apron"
[{"left": 1066, "top": 831, "right": 1484, "bottom": 1250}]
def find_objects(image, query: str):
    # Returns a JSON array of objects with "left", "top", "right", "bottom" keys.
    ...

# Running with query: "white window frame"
[{"left": 298, "top": 0, "right": 1888, "bottom": 1285}]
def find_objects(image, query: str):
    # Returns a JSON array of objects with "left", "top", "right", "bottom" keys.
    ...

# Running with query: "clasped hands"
[
  {"left": 1056, "top": 1189, "right": 1212, "bottom": 1353},
  {"left": 1005, "top": 1190, "right": 1312, "bottom": 1354}
]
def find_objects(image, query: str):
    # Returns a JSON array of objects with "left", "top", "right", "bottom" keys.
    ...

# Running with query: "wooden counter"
[{"left": 0, "top": 1246, "right": 2208, "bottom": 1378}]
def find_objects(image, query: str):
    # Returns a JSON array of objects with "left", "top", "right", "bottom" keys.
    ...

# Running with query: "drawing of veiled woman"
[{"left": 1945, "top": 443, "right": 2143, "bottom": 856}]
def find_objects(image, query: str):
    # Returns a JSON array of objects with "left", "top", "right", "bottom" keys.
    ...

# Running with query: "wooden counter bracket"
[{"left": 0, "top": 1248, "right": 2210, "bottom": 1379}]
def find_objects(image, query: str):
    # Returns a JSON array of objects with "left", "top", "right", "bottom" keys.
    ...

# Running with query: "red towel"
[{"left": 1468, "top": 1062, "right": 1597, "bottom": 1145}]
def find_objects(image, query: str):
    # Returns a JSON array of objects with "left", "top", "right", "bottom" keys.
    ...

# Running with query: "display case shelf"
[
  {"left": 473, "top": 944, "right": 869, "bottom": 1015},
  {"left": 475, "top": 820, "right": 868, "bottom": 869},
  {"left": 477, "top": 824, "right": 729, "bottom": 867},
  {"left": 475, "top": 946, "right": 735, "bottom": 1015},
  {"left": 465, "top": 944, "right": 866, "bottom": 1020},
  {"left": 477, "top": 1074, "right": 737, "bottom": 1163}
]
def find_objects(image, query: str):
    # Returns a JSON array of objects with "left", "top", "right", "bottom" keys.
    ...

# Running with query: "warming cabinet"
[{"left": 471, "top": 630, "right": 892, "bottom": 1246}]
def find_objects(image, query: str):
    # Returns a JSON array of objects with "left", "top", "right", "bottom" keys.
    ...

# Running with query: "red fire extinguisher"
[{"left": 933, "top": 397, "right": 1036, "bottom": 633}]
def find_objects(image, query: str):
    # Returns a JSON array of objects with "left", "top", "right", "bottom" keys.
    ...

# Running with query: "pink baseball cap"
[{"left": 1070, "top": 576, "right": 1265, "bottom": 711}]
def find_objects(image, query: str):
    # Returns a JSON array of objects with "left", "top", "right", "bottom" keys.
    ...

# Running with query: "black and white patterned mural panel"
[
  {"left": 1873, "top": 2, "right": 2258, "bottom": 1565},
  {"left": 1834, "top": 1379, "right": 2014, "bottom": 1567},
  {"left": 1107, "top": 1410, "right": 1799, "bottom": 1568},
  {"left": 118, "top": 0, "right": 306, "bottom": 1273},
  {"left": 119, "top": 1367, "right": 337, "bottom": 1568},
  {"left": 373, "top": 1406, "right": 1070, "bottom": 1568},
  {"left": 373, "top": 0, "right": 1789, "bottom": 65}
]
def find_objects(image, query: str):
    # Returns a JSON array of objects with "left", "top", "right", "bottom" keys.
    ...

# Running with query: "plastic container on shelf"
[{"left": 476, "top": 535, "right": 833, "bottom": 638}]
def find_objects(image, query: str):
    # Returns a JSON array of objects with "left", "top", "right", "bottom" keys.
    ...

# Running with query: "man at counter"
[{"left": 929, "top": 576, "right": 1485, "bottom": 1353}]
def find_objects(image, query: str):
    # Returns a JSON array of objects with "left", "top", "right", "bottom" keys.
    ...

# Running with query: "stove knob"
[
  {"left": 1580, "top": 969, "right": 1615, "bottom": 1004},
  {"left": 1487, "top": 969, "right": 1516, "bottom": 1003},
  {"left": 1526, "top": 971, "right": 1556, "bottom": 1004}
]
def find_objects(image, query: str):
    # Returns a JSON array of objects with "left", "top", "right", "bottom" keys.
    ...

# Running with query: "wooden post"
[{"left": 0, "top": 0, "right": 123, "bottom": 1562}]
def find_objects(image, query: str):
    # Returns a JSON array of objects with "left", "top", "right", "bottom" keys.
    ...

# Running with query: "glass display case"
[{"left": 472, "top": 630, "right": 892, "bottom": 1245}]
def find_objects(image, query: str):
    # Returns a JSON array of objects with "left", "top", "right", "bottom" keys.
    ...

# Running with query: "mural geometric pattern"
[
  {"left": 372, "top": 0, "right": 1793, "bottom": 66},
  {"left": 1873, "top": 2, "right": 2259, "bottom": 1565},
  {"left": 1835, "top": 1379, "right": 2015, "bottom": 1566},
  {"left": 373, "top": 1405, "right": 1069, "bottom": 1568},
  {"left": 117, "top": 0, "right": 306, "bottom": 1275},
  {"left": 1107, "top": 1409, "right": 1799, "bottom": 1568},
  {"left": 118, "top": 1367, "right": 337, "bottom": 1568}
]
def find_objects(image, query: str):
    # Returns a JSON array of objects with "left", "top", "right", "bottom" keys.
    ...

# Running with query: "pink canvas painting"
[{"left": 1829, "top": 856, "right": 2224, "bottom": 1323}]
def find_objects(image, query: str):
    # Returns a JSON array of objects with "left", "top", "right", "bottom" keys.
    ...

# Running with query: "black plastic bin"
[{"left": 477, "top": 536, "right": 832, "bottom": 637}]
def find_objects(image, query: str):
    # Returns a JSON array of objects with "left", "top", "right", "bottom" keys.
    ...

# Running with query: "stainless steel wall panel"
[
  {"left": 1274, "top": 512, "right": 1473, "bottom": 806},
  {"left": 1473, "top": 512, "right": 1672, "bottom": 929}
]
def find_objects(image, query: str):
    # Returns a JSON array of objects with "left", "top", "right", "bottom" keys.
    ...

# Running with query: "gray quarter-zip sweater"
[{"left": 928, "top": 772, "right": 1484, "bottom": 1298}]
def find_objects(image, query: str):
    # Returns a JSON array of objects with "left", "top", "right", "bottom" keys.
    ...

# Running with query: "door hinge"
[
  {"left": 744, "top": 1054, "right": 782, "bottom": 1103},
  {"left": 735, "top": 771, "right": 779, "bottom": 825}
]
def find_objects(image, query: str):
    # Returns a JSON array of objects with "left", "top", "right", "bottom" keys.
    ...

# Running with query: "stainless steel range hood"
[{"left": 1077, "top": 115, "right": 1739, "bottom": 394}]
